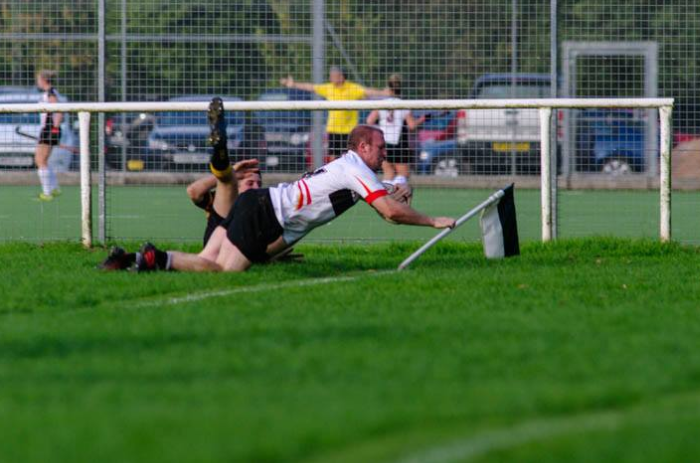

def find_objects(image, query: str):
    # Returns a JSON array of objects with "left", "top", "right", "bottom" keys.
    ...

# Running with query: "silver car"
[{"left": 0, "top": 89, "right": 78, "bottom": 171}]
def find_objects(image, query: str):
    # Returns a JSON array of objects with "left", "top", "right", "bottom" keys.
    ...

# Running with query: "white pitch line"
[
  {"left": 133, "top": 270, "right": 394, "bottom": 309},
  {"left": 395, "top": 389, "right": 700, "bottom": 463},
  {"left": 395, "top": 411, "right": 622, "bottom": 463}
]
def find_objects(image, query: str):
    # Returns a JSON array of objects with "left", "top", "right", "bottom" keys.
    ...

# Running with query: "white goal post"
[{"left": 0, "top": 97, "right": 674, "bottom": 248}]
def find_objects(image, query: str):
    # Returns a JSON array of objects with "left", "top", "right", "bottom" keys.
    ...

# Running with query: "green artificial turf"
[
  {"left": 1, "top": 238, "right": 700, "bottom": 462},
  {"left": 3, "top": 185, "right": 700, "bottom": 244}
]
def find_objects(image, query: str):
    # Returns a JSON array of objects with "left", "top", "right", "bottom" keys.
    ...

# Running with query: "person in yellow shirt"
[{"left": 280, "top": 66, "right": 391, "bottom": 158}]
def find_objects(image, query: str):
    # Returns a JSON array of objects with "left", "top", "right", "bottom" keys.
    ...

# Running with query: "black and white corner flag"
[{"left": 479, "top": 184, "right": 520, "bottom": 259}]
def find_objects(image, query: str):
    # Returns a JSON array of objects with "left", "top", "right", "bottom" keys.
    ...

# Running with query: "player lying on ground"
[
  {"left": 102, "top": 108, "right": 455, "bottom": 273},
  {"left": 101, "top": 98, "right": 260, "bottom": 270}
]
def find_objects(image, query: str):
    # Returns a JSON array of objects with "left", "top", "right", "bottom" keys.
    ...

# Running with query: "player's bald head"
[{"left": 347, "top": 125, "right": 384, "bottom": 151}]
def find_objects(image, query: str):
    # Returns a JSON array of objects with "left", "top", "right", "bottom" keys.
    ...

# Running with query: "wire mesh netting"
[{"left": 0, "top": 1, "right": 697, "bottom": 244}]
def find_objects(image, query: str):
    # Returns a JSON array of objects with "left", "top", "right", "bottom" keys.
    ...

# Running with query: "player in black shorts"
[
  {"left": 35, "top": 70, "right": 63, "bottom": 201},
  {"left": 187, "top": 164, "right": 262, "bottom": 246},
  {"left": 327, "top": 133, "right": 346, "bottom": 159},
  {"left": 366, "top": 74, "right": 428, "bottom": 189},
  {"left": 101, "top": 98, "right": 259, "bottom": 269}
]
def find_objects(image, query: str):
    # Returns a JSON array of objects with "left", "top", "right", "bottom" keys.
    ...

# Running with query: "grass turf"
[
  {"left": 3, "top": 184, "right": 700, "bottom": 243},
  {"left": 1, "top": 238, "right": 700, "bottom": 462}
]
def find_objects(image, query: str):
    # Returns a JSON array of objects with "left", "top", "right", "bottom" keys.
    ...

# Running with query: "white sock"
[
  {"left": 47, "top": 166, "right": 58, "bottom": 193},
  {"left": 393, "top": 175, "right": 408, "bottom": 184},
  {"left": 37, "top": 167, "right": 51, "bottom": 195}
]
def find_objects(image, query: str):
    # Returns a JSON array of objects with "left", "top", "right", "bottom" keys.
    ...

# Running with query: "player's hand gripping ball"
[
  {"left": 383, "top": 182, "right": 413, "bottom": 205},
  {"left": 379, "top": 182, "right": 413, "bottom": 224}
]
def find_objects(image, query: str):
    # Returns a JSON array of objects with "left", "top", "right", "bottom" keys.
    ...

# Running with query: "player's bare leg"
[
  {"left": 35, "top": 144, "right": 55, "bottom": 200},
  {"left": 167, "top": 251, "right": 223, "bottom": 272},
  {"left": 211, "top": 159, "right": 260, "bottom": 218},
  {"left": 215, "top": 238, "right": 252, "bottom": 272},
  {"left": 394, "top": 163, "right": 411, "bottom": 183},
  {"left": 382, "top": 160, "right": 396, "bottom": 183},
  {"left": 215, "top": 235, "right": 287, "bottom": 271},
  {"left": 199, "top": 226, "right": 226, "bottom": 262}
]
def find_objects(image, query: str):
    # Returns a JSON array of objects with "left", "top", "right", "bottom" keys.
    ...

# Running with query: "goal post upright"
[
  {"left": 659, "top": 104, "right": 673, "bottom": 242},
  {"left": 78, "top": 111, "right": 92, "bottom": 249},
  {"left": 539, "top": 107, "right": 553, "bottom": 242}
]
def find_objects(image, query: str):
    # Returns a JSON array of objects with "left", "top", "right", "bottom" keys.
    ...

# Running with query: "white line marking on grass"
[
  {"left": 395, "top": 411, "right": 622, "bottom": 463},
  {"left": 134, "top": 270, "right": 395, "bottom": 309}
]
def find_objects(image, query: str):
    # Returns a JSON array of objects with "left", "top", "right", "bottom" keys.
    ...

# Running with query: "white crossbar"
[{"left": 0, "top": 98, "right": 675, "bottom": 114}]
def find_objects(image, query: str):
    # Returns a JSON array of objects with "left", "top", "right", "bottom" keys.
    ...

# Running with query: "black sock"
[{"left": 154, "top": 249, "right": 169, "bottom": 270}]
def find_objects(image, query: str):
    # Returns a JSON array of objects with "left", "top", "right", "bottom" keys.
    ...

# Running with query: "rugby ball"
[{"left": 382, "top": 182, "right": 412, "bottom": 205}]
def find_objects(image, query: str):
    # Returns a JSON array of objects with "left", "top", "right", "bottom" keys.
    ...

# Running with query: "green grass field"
[
  {"left": 3, "top": 184, "right": 700, "bottom": 243},
  {"left": 3, "top": 238, "right": 700, "bottom": 462}
]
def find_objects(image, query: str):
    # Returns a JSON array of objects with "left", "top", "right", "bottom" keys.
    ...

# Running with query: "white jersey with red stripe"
[{"left": 268, "top": 150, "right": 388, "bottom": 244}]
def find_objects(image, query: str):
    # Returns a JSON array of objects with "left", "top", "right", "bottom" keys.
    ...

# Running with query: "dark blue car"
[
  {"left": 254, "top": 89, "right": 315, "bottom": 172},
  {"left": 574, "top": 109, "right": 645, "bottom": 174},
  {"left": 146, "top": 95, "right": 261, "bottom": 171}
]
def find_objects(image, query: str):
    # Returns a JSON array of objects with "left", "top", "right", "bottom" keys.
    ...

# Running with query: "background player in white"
[
  {"left": 34, "top": 70, "right": 63, "bottom": 201},
  {"left": 366, "top": 74, "right": 428, "bottom": 187},
  {"left": 106, "top": 122, "right": 455, "bottom": 273}
]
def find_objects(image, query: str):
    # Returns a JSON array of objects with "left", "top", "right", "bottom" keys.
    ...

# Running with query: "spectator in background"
[
  {"left": 34, "top": 70, "right": 63, "bottom": 201},
  {"left": 280, "top": 66, "right": 391, "bottom": 158},
  {"left": 366, "top": 74, "right": 428, "bottom": 186}
]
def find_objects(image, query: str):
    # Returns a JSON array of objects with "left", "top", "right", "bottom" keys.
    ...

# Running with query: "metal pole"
[
  {"left": 659, "top": 105, "right": 672, "bottom": 242},
  {"left": 98, "top": 0, "right": 107, "bottom": 243},
  {"left": 539, "top": 108, "right": 553, "bottom": 241},
  {"left": 311, "top": 0, "right": 326, "bottom": 169},
  {"left": 550, "top": 0, "right": 558, "bottom": 239},
  {"left": 510, "top": 0, "right": 518, "bottom": 176},
  {"left": 120, "top": 0, "right": 127, "bottom": 173},
  {"left": 79, "top": 112, "right": 92, "bottom": 248},
  {"left": 398, "top": 188, "right": 506, "bottom": 271}
]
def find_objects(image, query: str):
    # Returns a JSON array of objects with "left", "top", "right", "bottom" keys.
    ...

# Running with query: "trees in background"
[{"left": 0, "top": 0, "right": 697, "bottom": 102}]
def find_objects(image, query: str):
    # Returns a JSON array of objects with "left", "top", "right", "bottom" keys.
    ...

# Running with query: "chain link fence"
[{"left": 0, "top": 0, "right": 698, "bottom": 244}]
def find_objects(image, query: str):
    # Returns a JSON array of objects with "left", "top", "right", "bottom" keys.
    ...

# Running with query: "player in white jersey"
[
  {"left": 102, "top": 115, "right": 455, "bottom": 273},
  {"left": 366, "top": 74, "right": 428, "bottom": 187},
  {"left": 34, "top": 70, "right": 63, "bottom": 201}
]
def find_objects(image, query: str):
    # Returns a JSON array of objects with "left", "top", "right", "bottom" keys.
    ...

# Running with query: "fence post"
[
  {"left": 539, "top": 107, "right": 553, "bottom": 242},
  {"left": 311, "top": 0, "right": 325, "bottom": 168},
  {"left": 659, "top": 105, "right": 673, "bottom": 242},
  {"left": 97, "top": 0, "right": 107, "bottom": 243},
  {"left": 79, "top": 112, "right": 92, "bottom": 248}
]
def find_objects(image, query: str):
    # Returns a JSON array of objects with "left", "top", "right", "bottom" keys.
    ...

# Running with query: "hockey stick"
[
  {"left": 397, "top": 187, "right": 507, "bottom": 271},
  {"left": 14, "top": 126, "right": 80, "bottom": 154}
]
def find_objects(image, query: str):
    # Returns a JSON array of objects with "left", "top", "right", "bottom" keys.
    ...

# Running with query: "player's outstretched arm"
[
  {"left": 233, "top": 158, "right": 260, "bottom": 182},
  {"left": 187, "top": 175, "right": 218, "bottom": 203},
  {"left": 280, "top": 75, "right": 317, "bottom": 93},
  {"left": 362, "top": 86, "right": 393, "bottom": 98},
  {"left": 366, "top": 110, "right": 379, "bottom": 125},
  {"left": 371, "top": 195, "right": 455, "bottom": 229}
]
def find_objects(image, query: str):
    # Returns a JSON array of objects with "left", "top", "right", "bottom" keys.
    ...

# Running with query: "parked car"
[
  {"left": 0, "top": 88, "right": 78, "bottom": 171},
  {"left": 456, "top": 73, "right": 551, "bottom": 175},
  {"left": 574, "top": 109, "right": 645, "bottom": 174},
  {"left": 415, "top": 110, "right": 459, "bottom": 176},
  {"left": 254, "top": 89, "right": 313, "bottom": 172},
  {"left": 146, "top": 95, "right": 264, "bottom": 171},
  {"left": 105, "top": 112, "right": 156, "bottom": 171}
]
